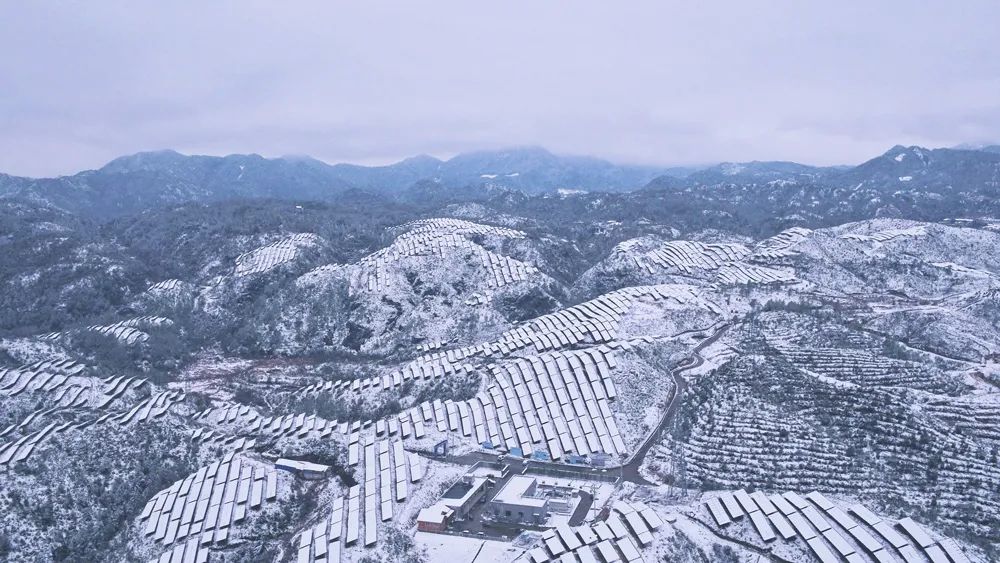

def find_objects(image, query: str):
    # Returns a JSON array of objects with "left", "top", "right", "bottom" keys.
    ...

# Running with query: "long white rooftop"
[{"left": 492, "top": 475, "right": 547, "bottom": 507}]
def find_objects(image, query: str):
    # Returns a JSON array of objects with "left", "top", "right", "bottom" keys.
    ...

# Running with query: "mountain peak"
[
  {"left": 100, "top": 149, "right": 188, "bottom": 173},
  {"left": 879, "top": 145, "right": 930, "bottom": 164},
  {"left": 399, "top": 153, "right": 443, "bottom": 166}
]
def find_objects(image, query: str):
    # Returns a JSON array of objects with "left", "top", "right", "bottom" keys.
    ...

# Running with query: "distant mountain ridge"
[
  {"left": 835, "top": 145, "right": 1000, "bottom": 192},
  {"left": 2, "top": 144, "right": 999, "bottom": 219},
  {"left": 681, "top": 160, "right": 848, "bottom": 185},
  {"left": 636, "top": 144, "right": 1000, "bottom": 232},
  {"left": 0, "top": 147, "right": 677, "bottom": 217}
]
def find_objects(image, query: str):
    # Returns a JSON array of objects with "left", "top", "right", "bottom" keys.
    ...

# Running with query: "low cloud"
[{"left": 2, "top": 1, "right": 998, "bottom": 177}]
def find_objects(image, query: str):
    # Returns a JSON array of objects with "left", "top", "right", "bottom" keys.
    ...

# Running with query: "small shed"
[
  {"left": 275, "top": 458, "right": 330, "bottom": 480},
  {"left": 417, "top": 503, "right": 453, "bottom": 532}
]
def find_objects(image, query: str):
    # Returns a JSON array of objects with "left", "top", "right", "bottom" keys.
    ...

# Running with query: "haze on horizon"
[{"left": 2, "top": 1, "right": 999, "bottom": 178}]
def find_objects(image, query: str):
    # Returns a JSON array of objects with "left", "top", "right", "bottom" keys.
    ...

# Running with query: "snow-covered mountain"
[
  {"left": 5, "top": 144, "right": 999, "bottom": 223},
  {"left": 1, "top": 155, "right": 999, "bottom": 562},
  {"left": 0, "top": 147, "right": 675, "bottom": 217}
]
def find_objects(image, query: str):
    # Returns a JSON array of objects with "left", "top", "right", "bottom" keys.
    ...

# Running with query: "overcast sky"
[{"left": 2, "top": 1, "right": 999, "bottom": 177}]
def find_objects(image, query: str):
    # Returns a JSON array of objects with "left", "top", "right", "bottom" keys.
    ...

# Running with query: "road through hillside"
[{"left": 620, "top": 323, "right": 729, "bottom": 484}]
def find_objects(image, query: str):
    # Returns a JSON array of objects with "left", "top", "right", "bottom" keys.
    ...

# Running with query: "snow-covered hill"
[{"left": 2, "top": 201, "right": 999, "bottom": 562}]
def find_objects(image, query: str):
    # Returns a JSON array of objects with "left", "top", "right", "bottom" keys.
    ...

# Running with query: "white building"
[
  {"left": 487, "top": 475, "right": 549, "bottom": 525},
  {"left": 275, "top": 458, "right": 330, "bottom": 480}
]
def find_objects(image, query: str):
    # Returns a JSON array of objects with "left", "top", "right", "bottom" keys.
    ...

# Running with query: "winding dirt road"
[{"left": 619, "top": 323, "right": 729, "bottom": 484}]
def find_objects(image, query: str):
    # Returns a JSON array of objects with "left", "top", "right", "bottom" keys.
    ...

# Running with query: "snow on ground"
[
  {"left": 610, "top": 344, "right": 684, "bottom": 452},
  {"left": 930, "top": 261, "right": 995, "bottom": 278},
  {"left": 167, "top": 352, "right": 255, "bottom": 399},
  {"left": 415, "top": 532, "right": 523, "bottom": 563},
  {"left": 0, "top": 337, "right": 70, "bottom": 365},
  {"left": 338, "top": 458, "right": 468, "bottom": 562},
  {"left": 615, "top": 290, "right": 723, "bottom": 341},
  {"left": 651, "top": 512, "right": 767, "bottom": 562}
]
